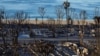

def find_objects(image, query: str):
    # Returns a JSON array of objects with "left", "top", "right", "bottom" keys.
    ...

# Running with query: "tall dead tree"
[
  {"left": 55, "top": 5, "right": 64, "bottom": 26},
  {"left": 0, "top": 8, "right": 7, "bottom": 49},
  {"left": 66, "top": 8, "right": 75, "bottom": 32},
  {"left": 0, "top": 8, "right": 5, "bottom": 28},
  {"left": 38, "top": 7, "right": 46, "bottom": 24},
  {"left": 12, "top": 11, "right": 28, "bottom": 56},
  {"left": 14, "top": 11, "right": 28, "bottom": 25},
  {"left": 68, "top": 8, "right": 75, "bottom": 25},
  {"left": 94, "top": 7, "right": 100, "bottom": 17},
  {"left": 35, "top": 17, "right": 38, "bottom": 25},
  {"left": 13, "top": 11, "right": 28, "bottom": 44},
  {"left": 79, "top": 10, "right": 87, "bottom": 45}
]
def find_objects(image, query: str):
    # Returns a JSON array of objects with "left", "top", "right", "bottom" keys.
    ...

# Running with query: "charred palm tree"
[
  {"left": 63, "top": 0, "right": 70, "bottom": 25},
  {"left": 63, "top": 0, "right": 70, "bottom": 41},
  {"left": 55, "top": 5, "right": 64, "bottom": 27}
]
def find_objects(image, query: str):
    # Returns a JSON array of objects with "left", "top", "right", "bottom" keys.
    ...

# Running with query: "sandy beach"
[{"left": 2, "top": 19, "right": 95, "bottom": 25}]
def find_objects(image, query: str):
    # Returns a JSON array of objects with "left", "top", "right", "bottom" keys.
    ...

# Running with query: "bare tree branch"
[{"left": 55, "top": 5, "right": 65, "bottom": 25}]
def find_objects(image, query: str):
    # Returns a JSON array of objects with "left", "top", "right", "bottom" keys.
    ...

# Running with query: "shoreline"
[{"left": 2, "top": 19, "right": 95, "bottom": 25}]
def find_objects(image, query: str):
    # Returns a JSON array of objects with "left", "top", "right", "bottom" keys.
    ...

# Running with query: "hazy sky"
[{"left": 0, "top": 0, "right": 100, "bottom": 19}]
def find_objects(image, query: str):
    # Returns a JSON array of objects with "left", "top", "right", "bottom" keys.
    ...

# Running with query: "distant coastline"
[{"left": 2, "top": 19, "right": 95, "bottom": 25}]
